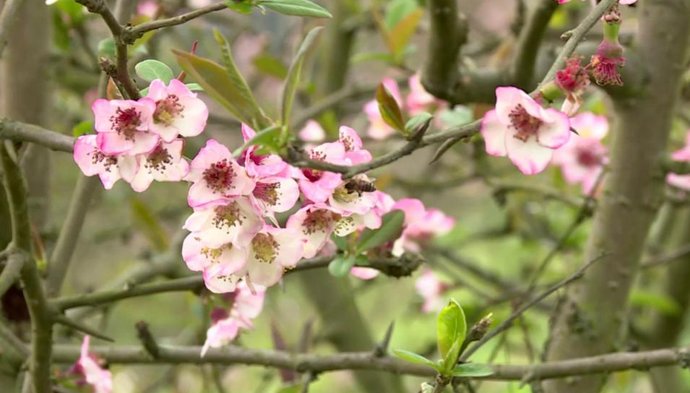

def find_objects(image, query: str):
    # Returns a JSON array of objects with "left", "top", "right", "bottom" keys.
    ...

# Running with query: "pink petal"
[
  {"left": 480, "top": 110, "right": 508, "bottom": 157},
  {"left": 505, "top": 136, "right": 553, "bottom": 175}
]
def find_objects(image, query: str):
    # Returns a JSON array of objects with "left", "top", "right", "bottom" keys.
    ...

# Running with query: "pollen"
[
  {"left": 508, "top": 105, "right": 543, "bottom": 142},
  {"left": 251, "top": 233, "right": 279, "bottom": 264},
  {"left": 203, "top": 159, "right": 236, "bottom": 193},
  {"left": 146, "top": 144, "right": 173, "bottom": 172},
  {"left": 110, "top": 107, "right": 142, "bottom": 140},
  {"left": 302, "top": 209, "right": 340, "bottom": 235},
  {"left": 253, "top": 182, "right": 281, "bottom": 206},
  {"left": 212, "top": 202, "right": 244, "bottom": 231},
  {"left": 153, "top": 94, "right": 184, "bottom": 126}
]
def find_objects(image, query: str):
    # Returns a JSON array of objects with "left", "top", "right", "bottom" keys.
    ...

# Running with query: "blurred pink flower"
[
  {"left": 299, "top": 120, "right": 326, "bottom": 143},
  {"left": 145, "top": 79, "right": 208, "bottom": 142},
  {"left": 406, "top": 74, "right": 443, "bottom": 115},
  {"left": 415, "top": 269, "right": 448, "bottom": 313},
  {"left": 185, "top": 139, "right": 256, "bottom": 207},
  {"left": 202, "top": 282, "right": 266, "bottom": 356},
  {"left": 552, "top": 113, "right": 608, "bottom": 193},
  {"left": 391, "top": 198, "right": 454, "bottom": 256},
  {"left": 667, "top": 132, "right": 690, "bottom": 190},
  {"left": 350, "top": 267, "right": 379, "bottom": 280},
  {"left": 481, "top": 87, "right": 571, "bottom": 175},
  {"left": 72, "top": 336, "right": 112, "bottom": 393}
]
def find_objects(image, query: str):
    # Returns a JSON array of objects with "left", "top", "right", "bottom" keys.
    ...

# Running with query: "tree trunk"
[{"left": 543, "top": 1, "right": 690, "bottom": 392}]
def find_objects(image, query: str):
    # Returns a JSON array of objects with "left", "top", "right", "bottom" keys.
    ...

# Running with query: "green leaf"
[
  {"left": 452, "top": 363, "right": 494, "bottom": 378},
  {"left": 384, "top": 0, "right": 418, "bottom": 29},
  {"left": 135, "top": 59, "right": 175, "bottom": 83},
  {"left": 274, "top": 384, "right": 302, "bottom": 393},
  {"left": 185, "top": 83, "right": 204, "bottom": 91},
  {"left": 72, "top": 120, "right": 93, "bottom": 137},
  {"left": 253, "top": 53, "right": 289, "bottom": 79},
  {"left": 328, "top": 255, "right": 355, "bottom": 277},
  {"left": 331, "top": 233, "right": 349, "bottom": 252},
  {"left": 281, "top": 26, "right": 323, "bottom": 127},
  {"left": 258, "top": 0, "right": 332, "bottom": 18},
  {"left": 232, "top": 125, "right": 283, "bottom": 156},
  {"left": 405, "top": 112, "right": 433, "bottom": 135},
  {"left": 630, "top": 290, "right": 682, "bottom": 316},
  {"left": 225, "top": 0, "right": 254, "bottom": 14},
  {"left": 392, "top": 349, "right": 438, "bottom": 369},
  {"left": 174, "top": 34, "right": 270, "bottom": 129},
  {"left": 437, "top": 298, "right": 467, "bottom": 359},
  {"left": 386, "top": 8, "right": 423, "bottom": 58},
  {"left": 440, "top": 339, "right": 462, "bottom": 375},
  {"left": 355, "top": 210, "right": 405, "bottom": 253},
  {"left": 437, "top": 106, "right": 473, "bottom": 127},
  {"left": 376, "top": 82, "right": 406, "bottom": 133}
]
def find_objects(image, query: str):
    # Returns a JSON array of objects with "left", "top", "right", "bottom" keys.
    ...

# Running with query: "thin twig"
[
  {"left": 122, "top": 2, "right": 227, "bottom": 43},
  {"left": 0, "top": 251, "right": 24, "bottom": 298},
  {"left": 53, "top": 315, "right": 115, "bottom": 342},
  {"left": 460, "top": 253, "right": 607, "bottom": 361}
]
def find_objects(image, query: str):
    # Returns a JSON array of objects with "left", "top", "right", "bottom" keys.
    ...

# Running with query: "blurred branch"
[
  {"left": 46, "top": 343, "right": 690, "bottom": 382},
  {"left": 0, "top": 144, "right": 53, "bottom": 393},
  {"left": 0, "top": 119, "right": 73, "bottom": 153},
  {"left": 490, "top": 180, "right": 585, "bottom": 209},
  {"left": 511, "top": 0, "right": 558, "bottom": 88},
  {"left": 53, "top": 254, "right": 423, "bottom": 311},
  {"left": 0, "top": 0, "right": 24, "bottom": 58},
  {"left": 46, "top": 176, "right": 101, "bottom": 297},
  {"left": 122, "top": 2, "right": 227, "bottom": 43},
  {"left": 0, "top": 318, "right": 28, "bottom": 361},
  {"left": 0, "top": 250, "right": 23, "bottom": 298},
  {"left": 460, "top": 253, "right": 606, "bottom": 361}
]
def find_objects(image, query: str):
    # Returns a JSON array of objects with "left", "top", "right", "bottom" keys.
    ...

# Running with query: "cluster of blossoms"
[
  {"left": 74, "top": 79, "right": 207, "bottom": 191},
  {"left": 414, "top": 269, "right": 450, "bottom": 313}
]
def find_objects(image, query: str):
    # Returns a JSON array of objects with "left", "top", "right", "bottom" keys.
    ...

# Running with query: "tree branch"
[
  {"left": 45, "top": 343, "right": 690, "bottom": 382},
  {"left": 122, "top": 2, "right": 226, "bottom": 43},
  {"left": 0, "top": 119, "right": 73, "bottom": 153},
  {"left": 511, "top": 0, "right": 558, "bottom": 87},
  {"left": 0, "top": 0, "right": 24, "bottom": 58}
]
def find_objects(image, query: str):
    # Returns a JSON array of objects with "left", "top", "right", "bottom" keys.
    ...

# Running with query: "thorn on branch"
[
  {"left": 373, "top": 321, "right": 395, "bottom": 357},
  {"left": 136, "top": 321, "right": 160, "bottom": 359},
  {"left": 54, "top": 315, "right": 115, "bottom": 342}
]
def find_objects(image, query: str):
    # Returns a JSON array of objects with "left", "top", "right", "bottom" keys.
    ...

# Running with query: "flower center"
[
  {"left": 92, "top": 151, "right": 118, "bottom": 171},
  {"left": 110, "top": 107, "right": 142, "bottom": 140},
  {"left": 341, "top": 135, "right": 355, "bottom": 151},
  {"left": 333, "top": 184, "right": 360, "bottom": 204},
  {"left": 145, "top": 144, "right": 172, "bottom": 172},
  {"left": 153, "top": 95, "right": 184, "bottom": 126},
  {"left": 302, "top": 150, "right": 326, "bottom": 181},
  {"left": 203, "top": 159, "right": 235, "bottom": 193},
  {"left": 201, "top": 244, "right": 233, "bottom": 263},
  {"left": 253, "top": 182, "right": 280, "bottom": 206},
  {"left": 576, "top": 147, "right": 602, "bottom": 168},
  {"left": 210, "top": 308, "right": 230, "bottom": 323},
  {"left": 509, "top": 105, "right": 543, "bottom": 142},
  {"left": 251, "top": 233, "right": 279, "bottom": 263},
  {"left": 212, "top": 202, "right": 244, "bottom": 231},
  {"left": 302, "top": 209, "right": 340, "bottom": 235}
]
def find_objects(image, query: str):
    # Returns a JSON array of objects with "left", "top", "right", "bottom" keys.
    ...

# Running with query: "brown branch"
[
  {"left": 0, "top": 119, "right": 73, "bottom": 153},
  {"left": 123, "top": 2, "right": 227, "bottom": 43},
  {"left": 45, "top": 343, "right": 690, "bottom": 382}
]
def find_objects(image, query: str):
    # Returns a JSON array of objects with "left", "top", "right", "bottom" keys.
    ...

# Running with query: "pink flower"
[
  {"left": 480, "top": 87, "right": 571, "bottom": 175},
  {"left": 350, "top": 267, "right": 379, "bottom": 280},
  {"left": 129, "top": 139, "right": 190, "bottom": 192},
  {"left": 364, "top": 78, "right": 402, "bottom": 140},
  {"left": 137, "top": 0, "right": 159, "bottom": 17},
  {"left": 339, "top": 126, "right": 372, "bottom": 165},
  {"left": 391, "top": 198, "right": 454, "bottom": 256},
  {"left": 286, "top": 204, "right": 342, "bottom": 258},
  {"left": 406, "top": 74, "right": 443, "bottom": 115},
  {"left": 299, "top": 120, "right": 326, "bottom": 143},
  {"left": 73, "top": 134, "right": 138, "bottom": 189},
  {"left": 186, "top": 139, "right": 256, "bottom": 207},
  {"left": 72, "top": 336, "right": 112, "bottom": 393},
  {"left": 552, "top": 113, "right": 608, "bottom": 193},
  {"left": 667, "top": 132, "right": 690, "bottom": 190},
  {"left": 145, "top": 79, "right": 208, "bottom": 142},
  {"left": 298, "top": 142, "right": 346, "bottom": 203},
  {"left": 328, "top": 176, "right": 377, "bottom": 216},
  {"left": 181, "top": 233, "right": 246, "bottom": 274},
  {"left": 92, "top": 98, "right": 159, "bottom": 155},
  {"left": 415, "top": 269, "right": 448, "bottom": 313},
  {"left": 183, "top": 197, "right": 263, "bottom": 248},
  {"left": 241, "top": 226, "right": 304, "bottom": 287},
  {"left": 590, "top": 40, "right": 625, "bottom": 86},
  {"left": 250, "top": 177, "right": 300, "bottom": 219},
  {"left": 201, "top": 282, "right": 265, "bottom": 356},
  {"left": 555, "top": 58, "right": 590, "bottom": 115},
  {"left": 239, "top": 124, "right": 290, "bottom": 178}
]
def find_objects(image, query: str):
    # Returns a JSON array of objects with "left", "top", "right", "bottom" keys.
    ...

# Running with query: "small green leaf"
[
  {"left": 258, "top": 0, "right": 332, "bottom": 18},
  {"left": 225, "top": 0, "right": 254, "bottom": 14},
  {"left": 376, "top": 83, "right": 406, "bottom": 133},
  {"left": 441, "top": 339, "right": 462, "bottom": 375},
  {"left": 405, "top": 112, "right": 433, "bottom": 135},
  {"left": 72, "top": 120, "right": 93, "bottom": 137},
  {"left": 392, "top": 349, "right": 438, "bottom": 369},
  {"left": 232, "top": 125, "right": 283, "bottom": 157},
  {"left": 386, "top": 8, "right": 423, "bottom": 58},
  {"left": 384, "top": 0, "right": 418, "bottom": 29},
  {"left": 328, "top": 255, "right": 355, "bottom": 277},
  {"left": 331, "top": 233, "right": 349, "bottom": 252},
  {"left": 630, "top": 290, "right": 682, "bottom": 316},
  {"left": 135, "top": 59, "right": 175, "bottom": 83},
  {"left": 281, "top": 27, "right": 323, "bottom": 127},
  {"left": 452, "top": 363, "right": 494, "bottom": 378},
  {"left": 356, "top": 210, "right": 405, "bottom": 253},
  {"left": 437, "top": 298, "right": 467, "bottom": 359}
]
